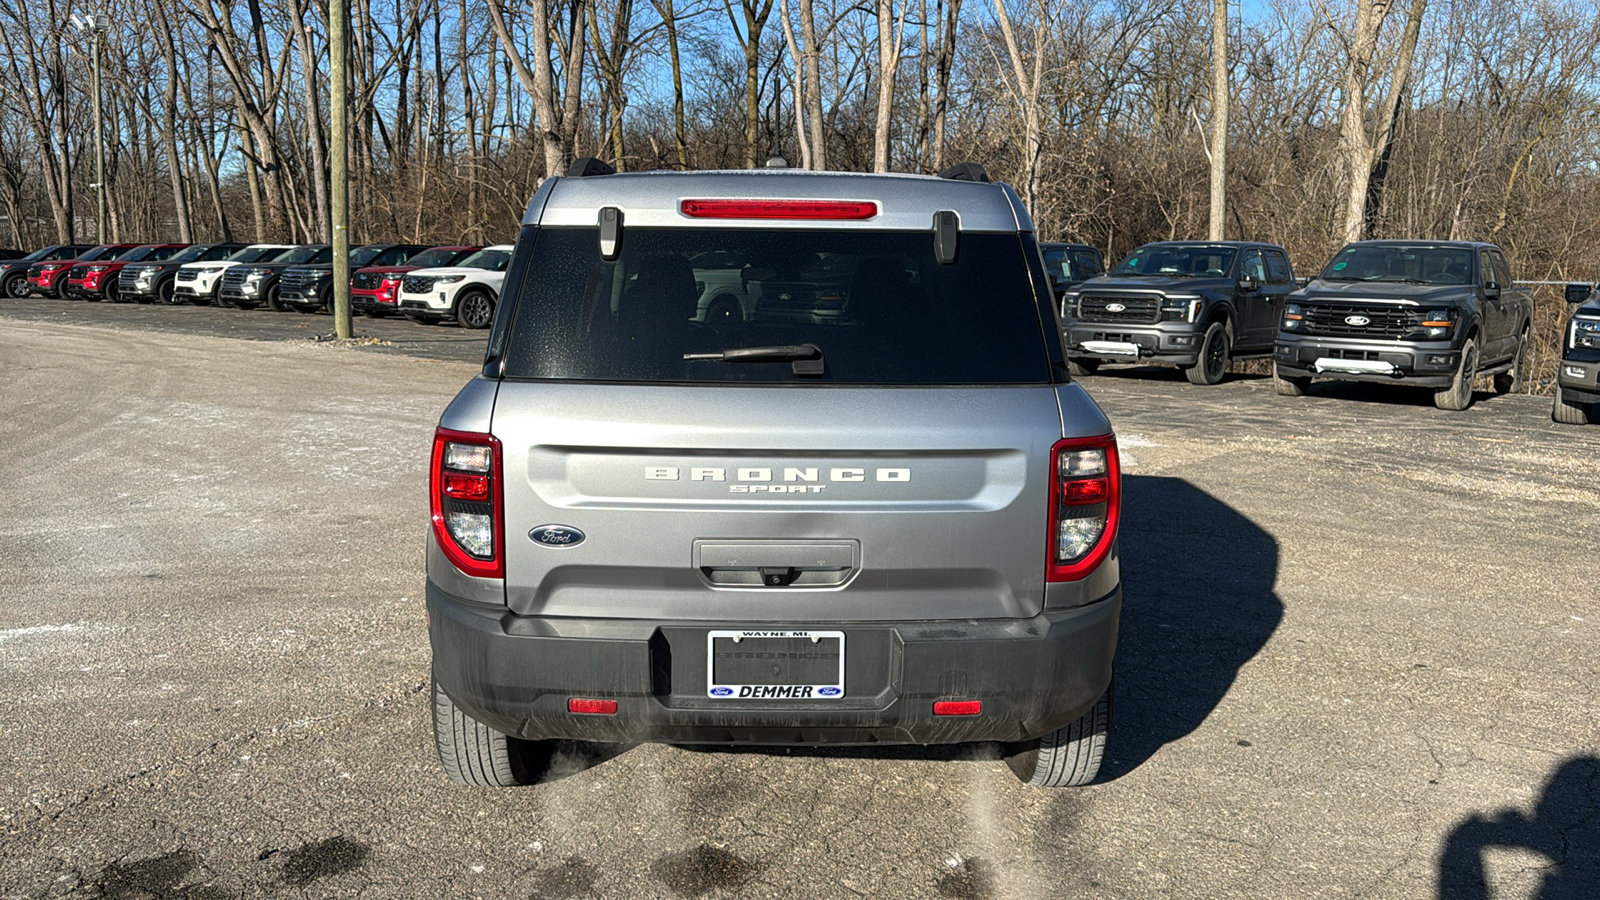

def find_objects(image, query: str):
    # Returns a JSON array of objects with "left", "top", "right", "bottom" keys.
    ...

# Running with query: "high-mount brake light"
[
  {"left": 679, "top": 199, "right": 879, "bottom": 221},
  {"left": 430, "top": 427, "right": 504, "bottom": 579},
  {"left": 1046, "top": 435, "right": 1120, "bottom": 582}
]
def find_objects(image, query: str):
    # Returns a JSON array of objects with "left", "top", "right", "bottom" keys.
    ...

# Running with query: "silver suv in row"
[{"left": 426, "top": 161, "right": 1123, "bottom": 788}]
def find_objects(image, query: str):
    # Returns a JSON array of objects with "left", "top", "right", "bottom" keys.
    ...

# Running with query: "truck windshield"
[
  {"left": 499, "top": 227, "right": 1052, "bottom": 385},
  {"left": 1320, "top": 245, "right": 1473, "bottom": 284},
  {"left": 1110, "top": 244, "right": 1237, "bottom": 278}
]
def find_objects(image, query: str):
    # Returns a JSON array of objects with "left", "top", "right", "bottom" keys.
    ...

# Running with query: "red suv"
[
  {"left": 29, "top": 244, "right": 139, "bottom": 299},
  {"left": 350, "top": 245, "right": 478, "bottom": 317},
  {"left": 64, "top": 243, "right": 190, "bottom": 302}
]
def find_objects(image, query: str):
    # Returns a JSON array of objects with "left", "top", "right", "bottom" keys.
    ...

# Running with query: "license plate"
[{"left": 706, "top": 630, "right": 844, "bottom": 700}]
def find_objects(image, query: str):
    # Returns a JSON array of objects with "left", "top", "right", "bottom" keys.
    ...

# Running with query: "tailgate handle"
[{"left": 694, "top": 540, "right": 859, "bottom": 587}]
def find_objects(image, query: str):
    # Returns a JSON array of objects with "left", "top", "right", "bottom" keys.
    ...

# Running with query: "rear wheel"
[
  {"left": 1005, "top": 678, "right": 1112, "bottom": 787},
  {"left": 432, "top": 677, "right": 543, "bottom": 786},
  {"left": 1552, "top": 386, "right": 1592, "bottom": 425},
  {"left": 1433, "top": 338, "right": 1477, "bottom": 411},
  {"left": 1273, "top": 366, "right": 1311, "bottom": 396},
  {"left": 1067, "top": 358, "right": 1100, "bottom": 377},
  {"left": 1184, "top": 321, "right": 1231, "bottom": 385},
  {"left": 1493, "top": 327, "right": 1528, "bottom": 394},
  {"left": 456, "top": 290, "right": 496, "bottom": 329}
]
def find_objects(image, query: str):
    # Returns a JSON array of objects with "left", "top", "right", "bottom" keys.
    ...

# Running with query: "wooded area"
[{"left": 3, "top": 0, "right": 1600, "bottom": 283}]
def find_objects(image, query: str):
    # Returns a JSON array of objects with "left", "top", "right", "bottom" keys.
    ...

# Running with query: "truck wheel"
[
  {"left": 5, "top": 273, "right": 30, "bottom": 298},
  {"left": 1005, "top": 678, "right": 1112, "bottom": 787},
  {"left": 1184, "top": 322, "right": 1230, "bottom": 385},
  {"left": 158, "top": 278, "right": 178, "bottom": 305},
  {"left": 1433, "top": 338, "right": 1477, "bottom": 411},
  {"left": 1067, "top": 358, "right": 1100, "bottom": 377},
  {"left": 1273, "top": 366, "right": 1310, "bottom": 396},
  {"left": 456, "top": 290, "right": 496, "bottom": 330},
  {"left": 1552, "top": 387, "right": 1592, "bottom": 425},
  {"left": 1493, "top": 328, "right": 1528, "bottom": 394},
  {"left": 432, "top": 677, "right": 541, "bottom": 786},
  {"left": 265, "top": 284, "right": 287, "bottom": 313}
]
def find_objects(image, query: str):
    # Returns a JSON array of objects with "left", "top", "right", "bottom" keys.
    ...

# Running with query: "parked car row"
[
  {"left": 3, "top": 240, "right": 515, "bottom": 330},
  {"left": 1057, "top": 238, "right": 1595, "bottom": 424}
]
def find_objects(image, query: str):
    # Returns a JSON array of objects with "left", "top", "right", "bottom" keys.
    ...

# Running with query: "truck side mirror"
[
  {"left": 1238, "top": 274, "right": 1260, "bottom": 292},
  {"left": 1566, "top": 282, "right": 1593, "bottom": 304}
]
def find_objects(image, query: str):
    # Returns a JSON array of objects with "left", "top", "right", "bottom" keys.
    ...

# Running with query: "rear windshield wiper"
[{"left": 684, "top": 343, "right": 825, "bottom": 376}]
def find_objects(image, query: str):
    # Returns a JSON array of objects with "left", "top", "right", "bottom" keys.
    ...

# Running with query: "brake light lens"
[
  {"left": 430, "top": 427, "right": 504, "bottom": 579},
  {"left": 933, "top": 700, "right": 982, "bottom": 716},
  {"left": 1046, "top": 435, "right": 1120, "bottom": 582},
  {"left": 679, "top": 199, "right": 879, "bottom": 220}
]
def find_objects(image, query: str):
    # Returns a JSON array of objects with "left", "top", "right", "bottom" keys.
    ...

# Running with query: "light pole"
[{"left": 71, "top": 12, "right": 109, "bottom": 244}]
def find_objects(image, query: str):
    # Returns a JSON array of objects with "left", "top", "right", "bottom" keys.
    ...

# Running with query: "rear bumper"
[
  {"left": 1274, "top": 334, "right": 1459, "bottom": 388},
  {"left": 428, "top": 581, "right": 1120, "bottom": 746}
]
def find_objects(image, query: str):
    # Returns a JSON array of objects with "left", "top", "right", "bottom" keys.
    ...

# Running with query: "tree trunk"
[
  {"left": 1363, "top": 0, "right": 1426, "bottom": 237},
  {"left": 1338, "top": 0, "right": 1393, "bottom": 243},
  {"left": 872, "top": 0, "right": 901, "bottom": 172},
  {"left": 801, "top": 0, "right": 824, "bottom": 169}
]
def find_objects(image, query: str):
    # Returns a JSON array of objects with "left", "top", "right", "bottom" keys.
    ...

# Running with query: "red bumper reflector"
[
  {"left": 679, "top": 199, "right": 879, "bottom": 220},
  {"left": 933, "top": 700, "right": 981, "bottom": 716},
  {"left": 567, "top": 698, "right": 618, "bottom": 715}
]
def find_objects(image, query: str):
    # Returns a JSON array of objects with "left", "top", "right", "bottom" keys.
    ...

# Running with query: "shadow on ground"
[
  {"left": 1437, "top": 755, "right": 1600, "bottom": 899},
  {"left": 1102, "top": 474, "right": 1283, "bottom": 779}
]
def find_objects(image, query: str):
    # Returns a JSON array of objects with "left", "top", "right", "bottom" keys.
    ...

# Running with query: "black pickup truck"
[
  {"left": 1554, "top": 282, "right": 1600, "bottom": 424},
  {"left": 1274, "top": 241, "right": 1532, "bottom": 411},
  {"left": 1060, "top": 241, "right": 1296, "bottom": 384}
]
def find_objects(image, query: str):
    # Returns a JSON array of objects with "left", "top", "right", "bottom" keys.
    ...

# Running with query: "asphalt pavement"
[{"left": 1, "top": 301, "right": 1596, "bottom": 898}]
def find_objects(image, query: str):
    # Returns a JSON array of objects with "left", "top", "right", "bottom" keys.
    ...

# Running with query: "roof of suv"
[{"left": 524, "top": 169, "right": 1032, "bottom": 233}]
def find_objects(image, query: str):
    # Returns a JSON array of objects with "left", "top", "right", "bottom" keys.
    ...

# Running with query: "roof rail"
[
  {"left": 567, "top": 157, "right": 617, "bottom": 177},
  {"left": 937, "top": 163, "right": 990, "bottom": 183}
]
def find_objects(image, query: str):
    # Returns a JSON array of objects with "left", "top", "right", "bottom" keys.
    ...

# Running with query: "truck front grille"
[
  {"left": 68, "top": 266, "right": 87, "bottom": 282},
  {"left": 1077, "top": 293, "right": 1161, "bottom": 324},
  {"left": 280, "top": 269, "right": 321, "bottom": 292},
  {"left": 352, "top": 271, "right": 384, "bottom": 290},
  {"left": 221, "top": 268, "right": 250, "bottom": 289},
  {"left": 176, "top": 269, "right": 198, "bottom": 282},
  {"left": 402, "top": 275, "right": 434, "bottom": 294},
  {"left": 1301, "top": 303, "right": 1418, "bottom": 339}
]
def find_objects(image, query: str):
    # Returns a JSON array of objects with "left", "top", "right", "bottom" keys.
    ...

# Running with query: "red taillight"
[
  {"left": 1046, "top": 435, "right": 1120, "bottom": 582},
  {"left": 679, "top": 199, "right": 879, "bottom": 220},
  {"left": 933, "top": 700, "right": 982, "bottom": 716},
  {"left": 430, "top": 427, "right": 504, "bottom": 579},
  {"left": 568, "top": 698, "right": 618, "bottom": 715}
]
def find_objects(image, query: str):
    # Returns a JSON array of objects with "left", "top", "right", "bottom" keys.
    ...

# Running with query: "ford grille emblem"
[
  {"left": 529, "top": 524, "right": 585, "bottom": 548},
  {"left": 1105, "top": 302, "right": 1127, "bottom": 313},
  {"left": 1344, "top": 315, "right": 1371, "bottom": 326},
  {"left": 709, "top": 687, "right": 734, "bottom": 697}
]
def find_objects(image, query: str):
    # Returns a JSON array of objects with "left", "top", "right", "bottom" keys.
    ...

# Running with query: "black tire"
[
  {"left": 1433, "top": 338, "right": 1477, "bottom": 411},
  {"left": 1552, "top": 386, "right": 1592, "bottom": 425},
  {"left": 456, "top": 290, "right": 496, "bottom": 330},
  {"left": 432, "top": 677, "right": 541, "bottom": 786},
  {"left": 3, "top": 274, "right": 28, "bottom": 299},
  {"left": 264, "top": 284, "right": 287, "bottom": 313},
  {"left": 704, "top": 296, "right": 743, "bottom": 328},
  {"left": 1493, "top": 327, "right": 1528, "bottom": 395},
  {"left": 157, "top": 277, "right": 178, "bottom": 305},
  {"left": 1005, "top": 678, "right": 1112, "bottom": 787},
  {"left": 1273, "top": 366, "right": 1311, "bottom": 396},
  {"left": 1067, "top": 358, "right": 1100, "bottom": 377},
  {"left": 104, "top": 280, "right": 122, "bottom": 303},
  {"left": 1184, "top": 321, "right": 1231, "bottom": 385}
]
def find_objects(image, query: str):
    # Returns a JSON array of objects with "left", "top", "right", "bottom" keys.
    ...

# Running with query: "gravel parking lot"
[{"left": 1, "top": 303, "right": 1596, "bottom": 898}]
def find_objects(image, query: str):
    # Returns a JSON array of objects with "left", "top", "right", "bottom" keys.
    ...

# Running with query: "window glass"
[
  {"left": 501, "top": 228, "right": 1051, "bottom": 385},
  {"left": 409, "top": 248, "right": 471, "bottom": 268},
  {"left": 1265, "top": 251, "right": 1293, "bottom": 284},
  {"left": 1241, "top": 250, "right": 1267, "bottom": 282},
  {"left": 1321, "top": 245, "right": 1473, "bottom": 285},
  {"left": 1111, "top": 244, "right": 1237, "bottom": 278},
  {"left": 1490, "top": 251, "right": 1512, "bottom": 287},
  {"left": 1071, "top": 249, "right": 1103, "bottom": 277}
]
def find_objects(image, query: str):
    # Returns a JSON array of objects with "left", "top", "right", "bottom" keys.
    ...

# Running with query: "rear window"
[{"left": 499, "top": 227, "right": 1052, "bottom": 385}]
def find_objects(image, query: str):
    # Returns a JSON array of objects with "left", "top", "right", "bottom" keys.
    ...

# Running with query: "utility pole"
[
  {"left": 1207, "top": 0, "right": 1227, "bottom": 241},
  {"left": 73, "top": 13, "right": 110, "bottom": 243},
  {"left": 330, "top": 0, "right": 352, "bottom": 339}
]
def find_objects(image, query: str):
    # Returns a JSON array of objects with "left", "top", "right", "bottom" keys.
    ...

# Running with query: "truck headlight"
[
  {"left": 1421, "top": 309, "right": 1455, "bottom": 339},
  {"left": 433, "top": 275, "right": 466, "bottom": 285},
  {"left": 1574, "top": 318, "right": 1600, "bottom": 350},
  {"left": 1282, "top": 302, "right": 1304, "bottom": 331}
]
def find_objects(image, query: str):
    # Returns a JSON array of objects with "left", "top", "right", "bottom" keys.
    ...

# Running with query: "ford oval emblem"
[
  {"left": 1105, "top": 302, "right": 1127, "bottom": 313},
  {"left": 1344, "top": 315, "right": 1371, "bottom": 326},
  {"left": 709, "top": 687, "right": 734, "bottom": 697},
  {"left": 529, "top": 524, "right": 585, "bottom": 548},
  {"left": 817, "top": 687, "right": 842, "bottom": 697}
]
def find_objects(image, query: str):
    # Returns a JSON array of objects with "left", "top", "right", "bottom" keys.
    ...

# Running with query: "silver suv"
[{"left": 426, "top": 160, "right": 1123, "bottom": 788}]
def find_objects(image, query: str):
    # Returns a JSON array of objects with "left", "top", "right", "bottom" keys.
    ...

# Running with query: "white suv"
[
  {"left": 396, "top": 244, "right": 514, "bottom": 329},
  {"left": 173, "top": 244, "right": 295, "bottom": 305}
]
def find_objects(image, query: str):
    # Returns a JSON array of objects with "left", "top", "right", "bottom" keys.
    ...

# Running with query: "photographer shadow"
[
  {"left": 1103, "top": 475, "right": 1284, "bottom": 778},
  {"left": 1437, "top": 755, "right": 1600, "bottom": 899}
]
